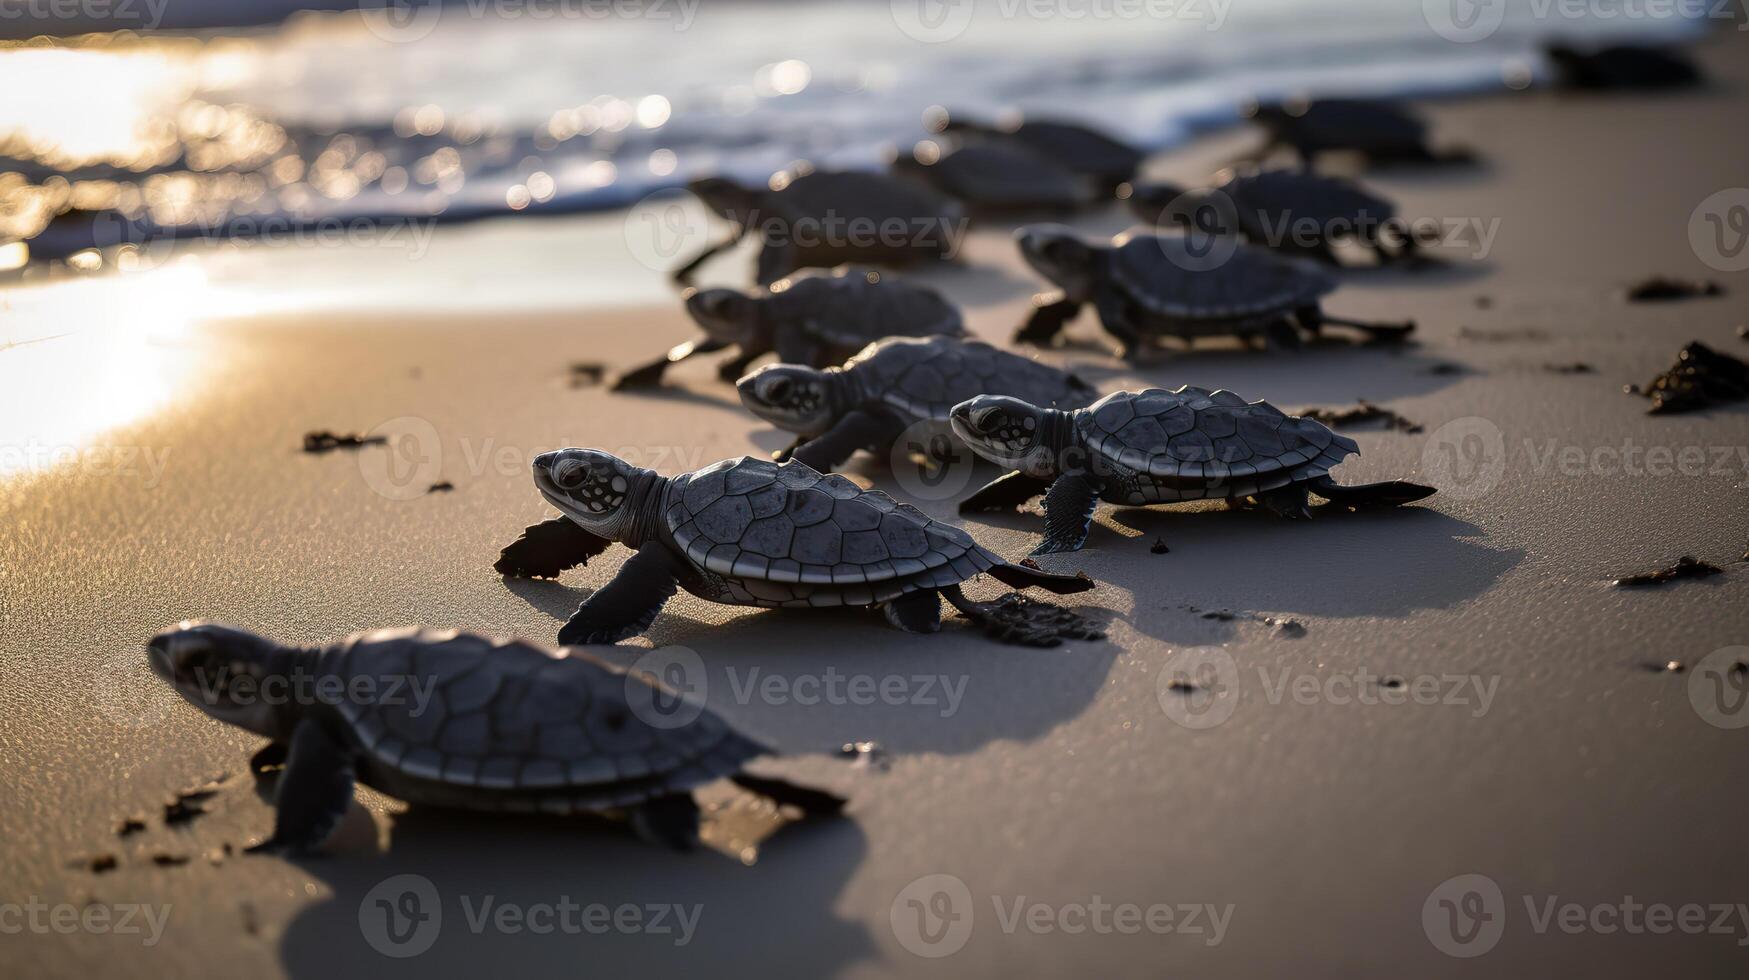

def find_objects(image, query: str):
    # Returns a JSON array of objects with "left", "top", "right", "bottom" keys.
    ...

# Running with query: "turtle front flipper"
[
  {"left": 1091, "top": 291, "right": 1146, "bottom": 361},
  {"left": 789, "top": 409, "right": 902, "bottom": 472},
  {"left": 1032, "top": 473, "right": 1100, "bottom": 555},
  {"left": 715, "top": 349, "right": 763, "bottom": 382},
  {"left": 249, "top": 719, "right": 356, "bottom": 856},
  {"left": 613, "top": 338, "right": 732, "bottom": 391},
  {"left": 959, "top": 469, "right": 1052, "bottom": 514},
  {"left": 672, "top": 228, "right": 746, "bottom": 287},
  {"left": 495, "top": 517, "right": 613, "bottom": 579},
  {"left": 558, "top": 544, "right": 683, "bottom": 645},
  {"left": 1014, "top": 293, "right": 1081, "bottom": 347},
  {"left": 1308, "top": 475, "right": 1436, "bottom": 509}
]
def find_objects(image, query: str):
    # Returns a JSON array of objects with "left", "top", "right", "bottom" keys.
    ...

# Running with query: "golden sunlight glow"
[{"left": 0, "top": 261, "right": 209, "bottom": 477}]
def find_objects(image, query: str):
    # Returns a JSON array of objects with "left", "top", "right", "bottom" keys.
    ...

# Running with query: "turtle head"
[
  {"left": 736, "top": 363, "right": 842, "bottom": 436},
  {"left": 951, "top": 395, "right": 1064, "bottom": 478},
  {"left": 683, "top": 287, "right": 757, "bottom": 345},
  {"left": 147, "top": 622, "right": 298, "bottom": 738},
  {"left": 1016, "top": 225, "right": 1101, "bottom": 301},
  {"left": 686, "top": 175, "right": 760, "bottom": 223},
  {"left": 533, "top": 449, "right": 658, "bottom": 543}
]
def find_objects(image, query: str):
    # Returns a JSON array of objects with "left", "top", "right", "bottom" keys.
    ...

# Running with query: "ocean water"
[{"left": 0, "top": 0, "right": 1707, "bottom": 259}]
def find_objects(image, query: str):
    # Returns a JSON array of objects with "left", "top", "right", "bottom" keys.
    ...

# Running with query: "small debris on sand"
[
  {"left": 1302, "top": 400, "right": 1423, "bottom": 434},
  {"left": 302, "top": 431, "right": 386, "bottom": 453},
  {"left": 77, "top": 853, "right": 119, "bottom": 874},
  {"left": 1426, "top": 362, "right": 1467, "bottom": 375},
  {"left": 1642, "top": 660, "right": 1686, "bottom": 673},
  {"left": 1544, "top": 362, "right": 1594, "bottom": 374},
  {"left": 1199, "top": 609, "right": 1236, "bottom": 621},
  {"left": 568, "top": 361, "right": 608, "bottom": 388},
  {"left": 1378, "top": 677, "right": 1406, "bottom": 691},
  {"left": 839, "top": 741, "right": 891, "bottom": 771},
  {"left": 965, "top": 592, "right": 1106, "bottom": 646},
  {"left": 1150, "top": 538, "right": 1170, "bottom": 554},
  {"left": 116, "top": 816, "right": 146, "bottom": 837},
  {"left": 1738, "top": 324, "right": 1747, "bottom": 340},
  {"left": 1164, "top": 678, "right": 1202, "bottom": 693},
  {"left": 1625, "top": 277, "right": 1723, "bottom": 302},
  {"left": 1474, "top": 295, "right": 1494, "bottom": 309},
  {"left": 426, "top": 480, "right": 455, "bottom": 493},
  {"left": 1265, "top": 617, "right": 1307, "bottom": 638},
  {"left": 1627, "top": 341, "right": 1749, "bottom": 414},
  {"left": 164, "top": 776, "right": 226, "bottom": 826},
  {"left": 1460, "top": 325, "right": 1546, "bottom": 343},
  {"left": 239, "top": 901, "right": 260, "bottom": 937},
  {"left": 1613, "top": 556, "right": 1725, "bottom": 588},
  {"left": 150, "top": 853, "right": 190, "bottom": 868}
]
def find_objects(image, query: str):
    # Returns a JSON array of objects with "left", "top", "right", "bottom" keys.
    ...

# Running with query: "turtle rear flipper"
[
  {"left": 495, "top": 517, "right": 613, "bottom": 579},
  {"left": 942, "top": 586, "right": 1105, "bottom": 647},
  {"left": 629, "top": 795, "right": 700, "bottom": 851},
  {"left": 1309, "top": 475, "right": 1436, "bottom": 509},
  {"left": 248, "top": 719, "right": 356, "bottom": 856}
]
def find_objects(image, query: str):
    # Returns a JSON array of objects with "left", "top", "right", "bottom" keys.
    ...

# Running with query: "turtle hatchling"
[
  {"left": 736, "top": 335, "right": 1099, "bottom": 472},
  {"left": 674, "top": 168, "right": 962, "bottom": 287},
  {"left": 1244, "top": 97, "right": 1472, "bottom": 167},
  {"left": 147, "top": 623, "right": 843, "bottom": 854},
  {"left": 1124, "top": 168, "right": 1430, "bottom": 266},
  {"left": 614, "top": 268, "right": 966, "bottom": 389},
  {"left": 1010, "top": 225, "right": 1415, "bottom": 357},
  {"left": 495, "top": 451, "right": 1102, "bottom": 646},
  {"left": 950, "top": 386, "right": 1436, "bottom": 554},
  {"left": 894, "top": 138, "right": 1096, "bottom": 214},
  {"left": 928, "top": 108, "right": 1144, "bottom": 196}
]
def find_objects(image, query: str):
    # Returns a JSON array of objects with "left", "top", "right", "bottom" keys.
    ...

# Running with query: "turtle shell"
[
  {"left": 326, "top": 629, "right": 762, "bottom": 812},
  {"left": 766, "top": 269, "right": 966, "bottom": 351},
  {"left": 1218, "top": 169, "right": 1397, "bottom": 232},
  {"left": 1007, "top": 120, "right": 1143, "bottom": 183},
  {"left": 1108, "top": 233, "right": 1336, "bottom": 319},
  {"left": 663, "top": 457, "right": 999, "bottom": 607},
  {"left": 844, "top": 335, "right": 1097, "bottom": 424},
  {"left": 765, "top": 169, "right": 962, "bottom": 232},
  {"left": 906, "top": 141, "right": 1091, "bottom": 211},
  {"left": 1276, "top": 99, "right": 1428, "bottom": 154},
  {"left": 1076, "top": 387, "right": 1359, "bottom": 499}
]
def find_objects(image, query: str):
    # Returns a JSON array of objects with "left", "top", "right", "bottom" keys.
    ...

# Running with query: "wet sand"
[{"left": 4, "top": 30, "right": 1749, "bottom": 980}]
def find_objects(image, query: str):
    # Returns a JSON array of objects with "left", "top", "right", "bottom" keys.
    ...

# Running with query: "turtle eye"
[
  {"left": 553, "top": 458, "right": 588, "bottom": 490},
  {"left": 970, "top": 406, "right": 1003, "bottom": 433},
  {"left": 761, "top": 377, "right": 793, "bottom": 403}
]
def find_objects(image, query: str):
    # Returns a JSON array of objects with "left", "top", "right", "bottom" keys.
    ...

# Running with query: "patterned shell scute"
[
  {"left": 337, "top": 629, "right": 760, "bottom": 795},
  {"left": 771, "top": 270, "right": 966, "bottom": 349},
  {"left": 1077, "top": 387, "right": 1359, "bottom": 484},
  {"left": 1221, "top": 170, "right": 1396, "bottom": 227},
  {"left": 667, "top": 457, "right": 985, "bottom": 586},
  {"left": 1109, "top": 234, "right": 1337, "bottom": 318},
  {"left": 847, "top": 336, "right": 1098, "bottom": 423}
]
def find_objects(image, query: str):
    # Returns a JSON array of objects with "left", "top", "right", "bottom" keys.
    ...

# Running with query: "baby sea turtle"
[
  {"left": 1010, "top": 225, "right": 1415, "bottom": 357},
  {"left": 1245, "top": 98, "right": 1469, "bottom": 167},
  {"left": 1124, "top": 168, "right": 1427, "bottom": 266},
  {"left": 675, "top": 169, "right": 962, "bottom": 287},
  {"left": 614, "top": 268, "right": 966, "bottom": 389},
  {"left": 1547, "top": 43, "right": 1702, "bottom": 90},
  {"left": 496, "top": 451, "right": 1101, "bottom": 646},
  {"left": 894, "top": 139, "right": 1093, "bottom": 214},
  {"left": 950, "top": 386, "right": 1437, "bottom": 552},
  {"left": 147, "top": 623, "right": 842, "bottom": 853},
  {"left": 736, "top": 335, "right": 1098, "bottom": 472},
  {"left": 927, "top": 108, "right": 1145, "bottom": 196}
]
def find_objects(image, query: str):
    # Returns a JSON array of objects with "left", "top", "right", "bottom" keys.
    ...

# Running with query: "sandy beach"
[{"left": 4, "top": 22, "right": 1749, "bottom": 980}]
